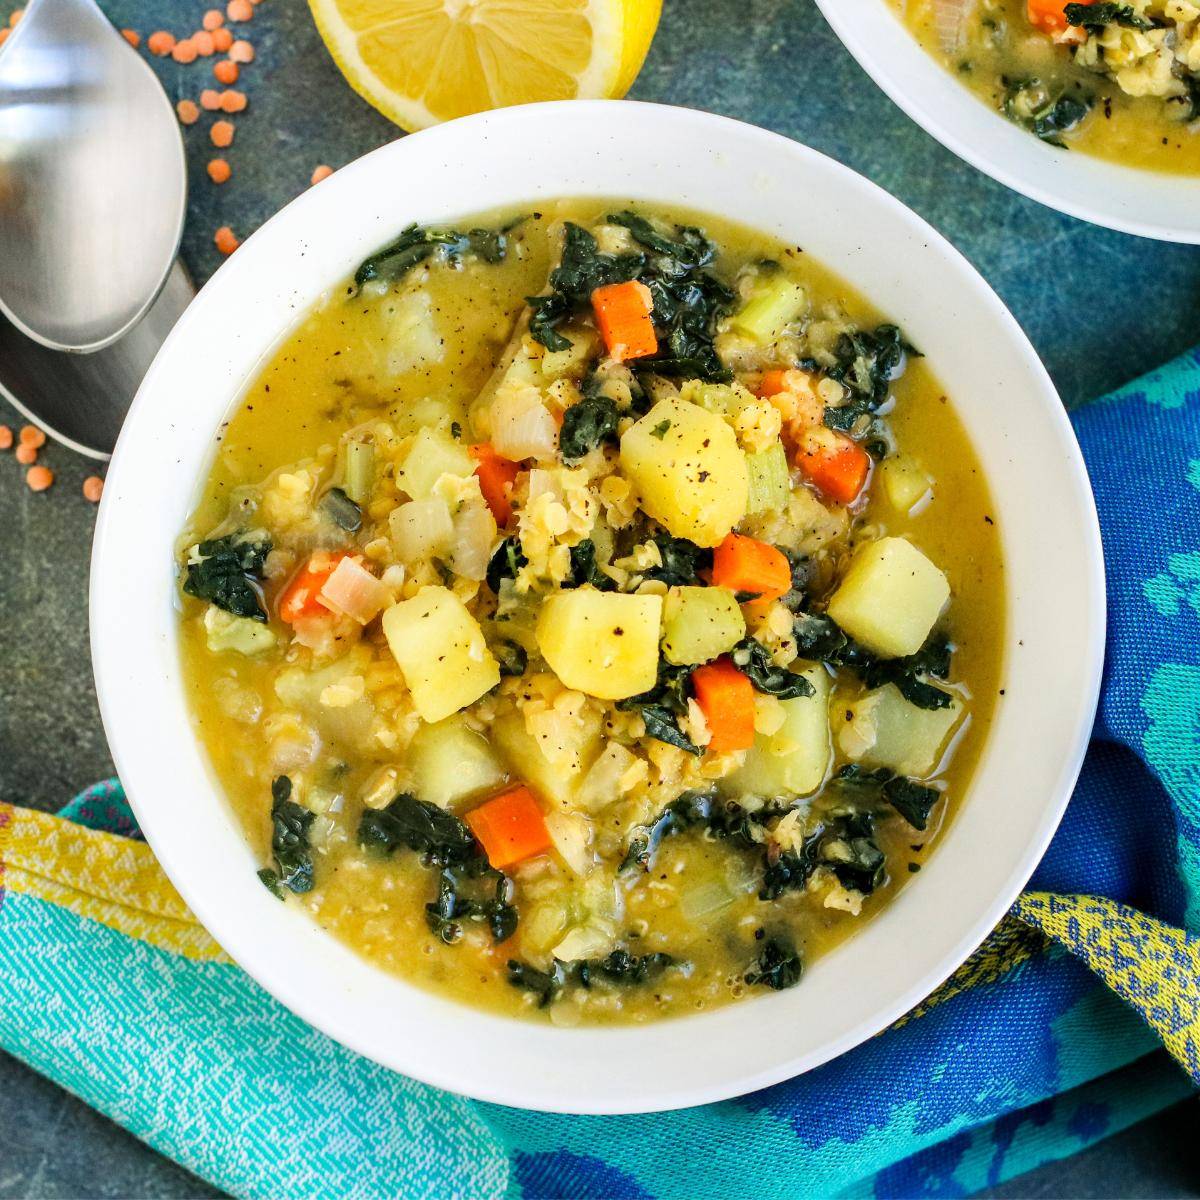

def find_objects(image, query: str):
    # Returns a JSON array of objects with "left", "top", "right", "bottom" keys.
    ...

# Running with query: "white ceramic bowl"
[
  {"left": 814, "top": 0, "right": 1200, "bottom": 242},
  {"left": 91, "top": 101, "right": 1105, "bottom": 1114}
]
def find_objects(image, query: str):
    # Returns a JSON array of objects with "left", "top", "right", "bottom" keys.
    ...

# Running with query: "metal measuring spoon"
[{"left": 0, "top": 0, "right": 189, "bottom": 454}]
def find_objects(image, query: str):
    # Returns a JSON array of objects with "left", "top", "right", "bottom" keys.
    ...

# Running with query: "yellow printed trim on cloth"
[
  {"left": 0, "top": 802, "right": 226, "bottom": 963},
  {"left": 1014, "top": 892, "right": 1200, "bottom": 1082}
]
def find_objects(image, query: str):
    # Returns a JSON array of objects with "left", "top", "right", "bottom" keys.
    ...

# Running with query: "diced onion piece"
[
  {"left": 934, "top": 0, "right": 972, "bottom": 53},
  {"left": 490, "top": 386, "right": 558, "bottom": 461},
  {"left": 450, "top": 501, "right": 497, "bottom": 581},
  {"left": 543, "top": 810, "right": 594, "bottom": 876},
  {"left": 317, "top": 556, "right": 388, "bottom": 626},
  {"left": 389, "top": 498, "right": 453, "bottom": 564}
]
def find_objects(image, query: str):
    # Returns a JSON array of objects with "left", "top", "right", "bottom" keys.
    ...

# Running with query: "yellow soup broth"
[{"left": 178, "top": 201, "right": 1005, "bottom": 1024}]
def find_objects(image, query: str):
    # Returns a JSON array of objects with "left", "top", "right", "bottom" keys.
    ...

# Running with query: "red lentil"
[{"left": 25, "top": 465, "right": 53, "bottom": 492}]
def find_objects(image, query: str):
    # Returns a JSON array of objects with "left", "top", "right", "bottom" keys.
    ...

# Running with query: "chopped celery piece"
[
  {"left": 397, "top": 427, "right": 474, "bottom": 500},
  {"left": 661, "top": 585, "right": 746, "bottom": 666},
  {"left": 679, "top": 379, "right": 758, "bottom": 417},
  {"left": 203, "top": 605, "right": 276, "bottom": 655},
  {"left": 879, "top": 456, "right": 933, "bottom": 514},
  {"left": 835, "top": 684, "right": 962, "bottom": 777},
  {"left": 341, "top": 439, "right": 375, "bottom": 506},
  {"left": 729, "top": 276, "right": 807, "bottom": 343},
  {"left": 745, "top": 441, "right": 791, "bottom": 515},
  {"left": 381, "top": 587, "right": 499, "bottom": 722}
]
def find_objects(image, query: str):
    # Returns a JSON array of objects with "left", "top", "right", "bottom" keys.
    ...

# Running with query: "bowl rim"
[
  {"left": 90, "top": 100, "right": 1106, "bottom": 1114},
  {"left": 812, "top": 0, "right": 1200, "bottom": 244}
]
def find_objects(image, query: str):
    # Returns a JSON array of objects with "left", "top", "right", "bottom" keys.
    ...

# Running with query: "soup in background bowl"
[
  {"left": 91, "top": 102, "right": 1103, "bottom": 1112},
  {"left": 814, "top": 0, "right": 1200, "bottom": 241}
]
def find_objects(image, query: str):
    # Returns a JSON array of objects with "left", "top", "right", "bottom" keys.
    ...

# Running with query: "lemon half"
[{"left": 309, "top": 0, "right": 662, "bottom": 132}]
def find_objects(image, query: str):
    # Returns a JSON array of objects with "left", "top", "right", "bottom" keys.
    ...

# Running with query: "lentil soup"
[{"left": 177, "top": 201, "right": 1005, "bottom": 1025}]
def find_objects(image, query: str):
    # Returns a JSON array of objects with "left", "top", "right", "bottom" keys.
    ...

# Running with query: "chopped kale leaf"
[
  {"left": 265, "top": 775, "right": 315, "bottom": 894},
  {"left": 836, "top": 764, "right": 942, "bottom": 831},
  {"left": 616, "top": 663, "right": 700, "bottom": 755},
  {"left": 560, "top": 395, "right": 620, "bottom": 461},
  {"left": 792, "top": 614, "right": 953, "bottom": 711},
  {"left": 607, "top": 211, "right": 716, "bottom": 266},
  {"left": 1063, "top": 1, "right": 1151, "bottom": 29},
  {"left": 358, "top": 792, "right": 481, "bottom": 868},
  {"left": 576, "top": 949, "right": 676, "bottom": 989},
  {"left": 745, "top": 935, "right": 803, "bottom": 991},
  {"left": 643, "top": 534, "right": 713, "bottom": 587},
  {"left": 486, "top": 538, "right": 528, "bottom": 596},
  {"left": 507, "top": 959, "right": 564, "bottom": 1008},
  {"left": 824, "top": 324, "right": 918, "bottom": 433},
  {"left": 183, "top": 530, "right": 271, "bottom": 621},
  {"left": 821, "top": 810, "right": 887, "bottom": 893},
  {"left": 425, "top": 869, "right": 518, "bottom": 945},
  {"left": 568, "top": 538, "right": 617, "bottom": 591},
  {"left": 1003, "top": 80, "right": 1092, "bottom": 147},
  {"left": 730, "top": 637, "right": 816, "bottom": 700},
  {"left": 507, "top": 948, "right": 680, "bottom": 1006},
  {"left": 494, "top": 639, "right": 529, "bottom": 677},
  {"left": 354, "top": 220, "right": 519, "bottom": 288}
]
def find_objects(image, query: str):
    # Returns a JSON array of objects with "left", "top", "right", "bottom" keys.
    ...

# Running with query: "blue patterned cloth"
[{"left": 1, "top": 352, "right": 1198, "bottom": 1198}]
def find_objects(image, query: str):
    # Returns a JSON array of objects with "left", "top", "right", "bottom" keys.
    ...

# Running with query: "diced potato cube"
[
  {"left": 409, "top": 715, "right": 507, "bottom": 808},
  {"left": 879, "top": 456, "right": 933, "bottom": 514},
  {"left": 724, "top": 664, "right": 830, "bottom": 798},
  {"left": 491, "top": 712, "right": 599, "bottom": 810},
  {"left": 827, "top": 537, "right": 950, "bottom": 658},
  {"left": 834, "top": 684, "right": 963, "bottom": 776},
  {"left": 536, "top": 589, "right": 662, "bottom": 700},
  {"left": 620, "top": 398, "right": 748, "bottom": 547},
  {"left": 381, "top": 586, "right": 500, "bottom": 722},
  {"left": 397, "top": 428, "right": 475, "bottom": 500},
  {"left": 661, "top": 586, "right": 746, "bottom": 666}
]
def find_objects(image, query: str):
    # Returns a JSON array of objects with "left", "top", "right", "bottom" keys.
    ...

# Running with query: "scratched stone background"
[{"left": 0, "top": 0, "right": 1198, "bottom": 1195}]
